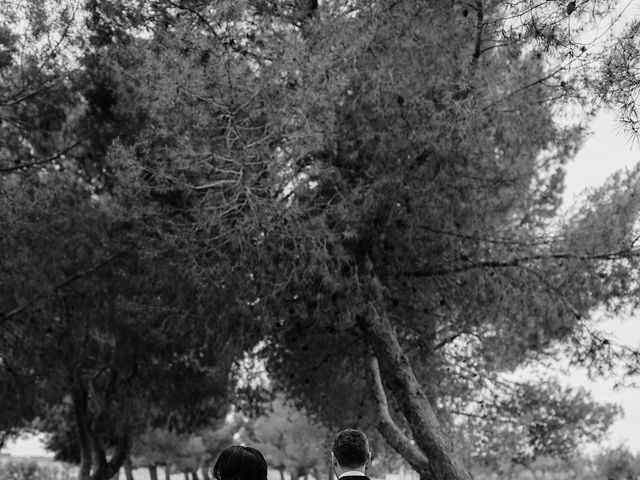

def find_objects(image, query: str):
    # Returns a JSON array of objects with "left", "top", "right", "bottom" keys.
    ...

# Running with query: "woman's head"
[{"left": 213, "top": 446, "right": 268, "bottom": 480}]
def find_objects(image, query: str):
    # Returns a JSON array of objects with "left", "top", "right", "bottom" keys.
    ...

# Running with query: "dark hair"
[
  {"left": 331, "top": 429, "right": 370, "bottom": 469},
  {"left": 213, "top": 446, "right": 268, "bottom": 480}
]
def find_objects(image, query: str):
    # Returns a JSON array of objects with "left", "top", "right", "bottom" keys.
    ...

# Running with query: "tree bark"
[
  {"left": 191, "top": 471, "right": 199, "bottom": 480},
  {"left": 184, "top": 472, "right": 189, "bottom": 480},
  {"left": 91, "top": 433, "right": 108, "bottom": 477},
  {"left": 368, "top": 356, "right": 430, "bottom": 476},
  {"left": 73, "top": 382, "right": 92, "bottom": 480},
  {"left": 149, "top": 466, "right": 159, "bottom": 480},
  {"left": 165, "top": 465, "right": 171, "bottom": 480},
  {"left": 202, "top": 466, "right": 211, "bottom": 480},
  {"left": 357, "top": 301, "right": 472, "bottom": 480},
  {"left": 124, "top": 458, "right": 134, "bottom": 480},
  {"left": 279, "top": 469, "right": 285, "bottom": 480},
  {"left": 90, "top": 434, "right": 130, "bottom": 480}
]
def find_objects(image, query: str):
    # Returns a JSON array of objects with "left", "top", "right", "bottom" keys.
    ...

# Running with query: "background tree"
[
  {"left": 1, "top": 3, "right": 267, "bottom": 479},
  {"left": 452, "top": 379, "right": 621, "bottom": 467},
  {"left": 241, "top": 394, "right": 331, "bottom": 480},
  {"left": 595, "top": 446, "right": 640, "bottom": 480},
  {"left": 0, "top": 168, "right": 249, "bottom": 480}
]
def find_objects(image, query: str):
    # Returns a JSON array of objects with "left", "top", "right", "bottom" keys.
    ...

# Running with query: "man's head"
[
  {"left": 331, "top": 429, "right": 371, "bottom": 476},
  {"left": 213, "top": 445, "right": 267, "bottom": 480}
]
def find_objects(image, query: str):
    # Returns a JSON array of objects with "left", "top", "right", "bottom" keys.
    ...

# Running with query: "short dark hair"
[
  {"left": 331, "top": 429, "right": 370, "bottom": 469},
  {"left": 213, "top": 446, "right": 268, "bottom": 480}
]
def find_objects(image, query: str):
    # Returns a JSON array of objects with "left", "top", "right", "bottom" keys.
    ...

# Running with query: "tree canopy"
[{"left": 2, "top": 2, "right": 640, "bottom": 480}]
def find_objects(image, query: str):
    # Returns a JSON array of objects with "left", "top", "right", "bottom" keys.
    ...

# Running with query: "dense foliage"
[{"left": 2, "top": 1, "right": 640, "bottom": 480}]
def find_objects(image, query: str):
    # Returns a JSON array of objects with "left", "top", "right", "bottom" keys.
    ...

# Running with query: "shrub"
[{"left": 0, "top": 459, "right": 75, "bottom": 480}]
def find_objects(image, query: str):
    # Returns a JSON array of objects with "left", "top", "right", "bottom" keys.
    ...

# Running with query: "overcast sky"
[{"left": 559, "top": 107, "right": 640, "bottom": 453}]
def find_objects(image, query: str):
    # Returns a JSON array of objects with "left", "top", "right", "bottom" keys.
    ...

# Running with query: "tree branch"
[
  {"left": 358, "top": 304, "right": 472, "bottom": 479},
  {"left": 471, "top": 0, "right": 485, "bottom": 68},
  {"left": 433, "top": 330, "right": 466, "bottom": 351},
  {"left": 407, "top": 249, "right": 640, "bottom": 278},
  {"left": 73, "top": 375, "right": 93, "bottom": 480},
  {"left": 368, "top": 355, "right": 431, "bottom": 474},
  {"left": 0, "top": 140, "right": 85, "bottom": 174},
  {"left": 0, "top": 253, "right": 121, "bottom": 322},
  {"left": 417, "top": 224, "right": 556, "bottom": 246}
]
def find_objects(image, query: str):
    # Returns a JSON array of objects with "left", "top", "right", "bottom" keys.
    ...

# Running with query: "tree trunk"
[
  {"left": 184, "top": 472, "right": 189, "bottom": 480},
  {"left": 202, "top": 466, "right": 211, "bottom": 480},
  {"left": 90, "top": 434, "right": 131, "bottom": 480},
  {"left": 279, "top": 469, "right": 285, "bottom": 480},
  {"left": 357, "top": 296, "right": 472, "bottom": 480},
  {"left": 191, "top": 471, "right": 199, "bottom": 480},
  {"left": 91, "top": 434, "right": 108, "bottom": 478},
  {"left": 73, "top": 384, "right": 92, "bottom": 480},
  {"left": 149, "top": 466, "right": 159, "bottom": 480},
  {"left": 124, "top": 458, "right": 134, "bottom": 480},
  {"left": 165, "top": 465, "right": 171, "bottom": 480}
]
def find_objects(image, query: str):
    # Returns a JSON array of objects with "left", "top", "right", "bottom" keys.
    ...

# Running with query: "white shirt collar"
[{"left": 339, "top": 472, "right": 365, "bottom": 478}]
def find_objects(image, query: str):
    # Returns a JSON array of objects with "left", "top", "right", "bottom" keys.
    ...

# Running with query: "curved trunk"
[{"left": 357, "top": 300, "right": 472, "bottom": 480}]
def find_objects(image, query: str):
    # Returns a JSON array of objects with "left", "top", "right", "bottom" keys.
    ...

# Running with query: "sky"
[{"left": 557, "top": 108, "right": 640, "bottom": 453}]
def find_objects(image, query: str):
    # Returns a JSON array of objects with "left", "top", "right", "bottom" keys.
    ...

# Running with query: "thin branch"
[
  {"left": 471, "top": 0, "right": 485, "bottom": 68},
  {"left": 0, "top": 80, "right": 59, "bottom": 108},
  {"left": 0, "top": 140, "right": 85, "bottom": 174},
  {"left": 483, "top": 61, "right": 574, "bottom": 110},
  {"left": 0, "top": 253, "right": 120, "bottom": 322},
  {"left": 520, "top": 265, "right": 583, "bottom": 319},
  {"left": 434, "top": 330, "right": 466, "bottom": 351},
  {"left": 417, "top": 224, "right": 558, "bottom": 247},
  {"left": 407, "top": 249, "right": 640, "bottom": 278},
  {"left": 191, "top": 179, "right": 239, "bottom": 191}
]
